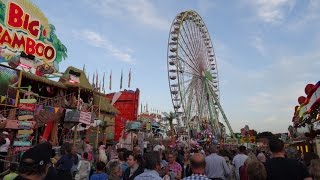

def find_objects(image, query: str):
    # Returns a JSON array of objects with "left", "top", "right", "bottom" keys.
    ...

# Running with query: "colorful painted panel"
[{"left": 0, "top": 0, "right": 67, "bottom": 75}]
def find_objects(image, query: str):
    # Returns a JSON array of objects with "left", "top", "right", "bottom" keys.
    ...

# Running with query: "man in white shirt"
[
  {"left": 232, "top": 146, "right": 248, "bottom": 180},
  {"left": 0, "top": 131, "right": 10, "bottom": 172}
]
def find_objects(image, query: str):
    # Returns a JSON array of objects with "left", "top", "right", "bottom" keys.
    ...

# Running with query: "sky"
[{"left": 29, "top": 0, "right": 320, "bottom": 133}]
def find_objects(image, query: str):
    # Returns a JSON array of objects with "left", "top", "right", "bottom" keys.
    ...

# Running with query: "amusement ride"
[{"left": 167, "top": 10, "right": 235, "bottom": 140}]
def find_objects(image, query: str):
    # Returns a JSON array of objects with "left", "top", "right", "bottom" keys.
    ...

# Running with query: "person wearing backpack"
[{"left": 75, "top": 152, "right": 91, "bottom": 180}]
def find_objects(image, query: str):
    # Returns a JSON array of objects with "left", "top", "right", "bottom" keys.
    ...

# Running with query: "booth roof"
[
  {"left": 22, "top": 71, "right": 67, "bottom": 89},
  {"left": 59, "top": 66, "right": 94, "bottom": 91},
  {"left": 93, "top": 93, "right": 119, "bottom": 114}
]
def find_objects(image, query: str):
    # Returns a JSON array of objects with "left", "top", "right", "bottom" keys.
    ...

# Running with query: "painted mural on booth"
[{"left": 0, "top": 0, "right": 67, "bottom": 75}]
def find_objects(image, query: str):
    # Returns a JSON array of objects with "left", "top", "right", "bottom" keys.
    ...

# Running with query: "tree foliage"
[
  {"left": 256, "top": 131, "right": 274, "bottom": 140},
  {"left": 163, "top": 111, "right": 176, "bottom": 137}
]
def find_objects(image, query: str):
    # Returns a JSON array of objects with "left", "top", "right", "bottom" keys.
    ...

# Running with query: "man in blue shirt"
[{"left": 134, "top": 151, "right": 162, "bottom": 180}]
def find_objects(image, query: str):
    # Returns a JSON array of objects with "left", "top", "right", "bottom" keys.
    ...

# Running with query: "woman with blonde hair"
[
  {"left": 239, "top": 152, "right": 258, "bottom": 180},
  {"left": 309, "top": 159, "right": 320, "bottom": 180},
  {"left": 246, "top": 161, "right": 267, "bottom": 180}
]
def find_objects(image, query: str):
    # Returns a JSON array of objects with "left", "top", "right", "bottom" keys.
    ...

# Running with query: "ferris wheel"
[{"left": 167, "top": 10, "right": 235, "bottom": 139}]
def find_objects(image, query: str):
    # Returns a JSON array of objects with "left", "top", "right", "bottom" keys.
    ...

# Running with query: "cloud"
[
  {"left": 73, "top": 30, "right": 135, "bottom": 63},
  {"left": 197, "top": 0, "right": 216, "bottom": 14},
  {"left": 286, "top": 1, "right": 320, "bottom": 31},
  {"left": 242, "top": 50, "right": 320, "bottom": 132},
  {"left": 246, "top": 0, "right": 295, "bottom": 23},
  {"left": 251, "top": 35, "right": 266, "bottom": 55},
  {"left": 83, "top": 0, "right": 170, "bottom": 30},
  {"left": 217, "top": 37, "right": 320, "bottom": 133}
]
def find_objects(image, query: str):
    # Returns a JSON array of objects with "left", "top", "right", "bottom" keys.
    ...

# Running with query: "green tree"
[{"left": 163, "top": 111, "right": 176, "bottom": 138}]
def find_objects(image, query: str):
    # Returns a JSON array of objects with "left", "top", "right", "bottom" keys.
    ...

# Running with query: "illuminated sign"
[{"left": 0, "top": 0, "right": 67, "bottom": 75}]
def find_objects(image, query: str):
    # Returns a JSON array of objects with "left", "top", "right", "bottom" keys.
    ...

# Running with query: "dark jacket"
[
  {"left": 182, "top": 163, "right": 192, "bottom": 178},
  {"left": 123, "top": 165, "right": 144, "bottom": 180}
]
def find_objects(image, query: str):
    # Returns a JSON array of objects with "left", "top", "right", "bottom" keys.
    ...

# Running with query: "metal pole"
[{"left": 73, "top": 88, "right": 81, "bottom": 146}]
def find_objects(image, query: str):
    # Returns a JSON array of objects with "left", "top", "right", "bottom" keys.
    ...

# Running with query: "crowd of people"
[{"left": 1, "top": 136, "right": 320, "bottom": 180}]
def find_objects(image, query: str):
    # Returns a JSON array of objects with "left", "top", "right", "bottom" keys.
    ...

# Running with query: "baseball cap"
[{"left": 20, "top": 142, "right": 52, "bottom": 167}]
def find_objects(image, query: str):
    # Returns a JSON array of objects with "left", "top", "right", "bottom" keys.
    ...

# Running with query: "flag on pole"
[
  {"left": 120, "top": 70, "right": 123, "bottom": 89},
  {"left": 102, "top": 72, "right": 105, "bottom": 93},
  {"left": 95, "top": 71, "right": 98, "bottom": 89},
  {"left": 128, "top": 69, "right": 131, "bottom": 88},
  {"left": 109, "top": 71, "right": 112, "bottom": 90},
  {"left": 92, "top": 73, "right": 95, "bottom": 87}
]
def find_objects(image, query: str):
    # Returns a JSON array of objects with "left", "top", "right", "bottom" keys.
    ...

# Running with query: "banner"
[
  {"left": 0, "top": 1, "right": 67, "bottom": 75},
  {"left": 64, "top": 109, "right": 93, "bottom": 124},
  {"left": 79, "top": 111, "right": 92, "bottom": 125}
]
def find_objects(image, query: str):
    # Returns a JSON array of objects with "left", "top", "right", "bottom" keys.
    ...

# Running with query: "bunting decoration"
[
  {"left": 0, "top": 96, "right": 5, "bottom": 103},
  {"left": 120, "top": 70, "right": 123, "bottom": 90},
  {"left": 109, "top": 71, "right": 112, "bottom": 91},
  {"left": 128, "top": 69, "right": 131, "bottom": 88}
]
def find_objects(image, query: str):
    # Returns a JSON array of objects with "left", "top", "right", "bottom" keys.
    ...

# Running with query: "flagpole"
[
  {"left": 128, "top": 69, "right": 131, "bottom": 89},
  {"left": 96, "top": 88, "right": 102, "bottom": 148},
  {"left": 109, "top": 70, "right": 112, "bottom": 91},
  {"left": 120, "top": 70, "right": 123, "bottom": 90}
]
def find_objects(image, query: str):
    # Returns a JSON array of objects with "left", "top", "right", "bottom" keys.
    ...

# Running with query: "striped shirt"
[{"left": 183, "top": 174, "right": 210, "bottom": 180}]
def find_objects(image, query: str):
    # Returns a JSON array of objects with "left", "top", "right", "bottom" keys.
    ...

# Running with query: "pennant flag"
[
  {"left": 35, "top": 105, "right": 43, "bottom": 115},
  {"left": 128, "top": 69, "right": 131, "bottom": 88},
  {"left": 109, "top": 71, "right": 112, "bottom": 91},
  {"left": 92, "top": 73, "right": 95, "bottom": 87},
  {"left": 11, "top": 99, "right": 15, "bottom": 106},
  {"left": 0, "top": 96, "right": 5, "bottom": 103},
  {"left": 48, "top": 107, "right": 54, "bottom": 113},
  {"left": 120, "top": 70, "right": 123, "bottom": 89},
  {"left": 96, "top": 71, "right": 99, "bottom": 89},
  {"left": 54, "top": 107, "right": 59, "bottom": 113},
  {"left": 103, "top": 72, "right": 105, "bottom": 93}
]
